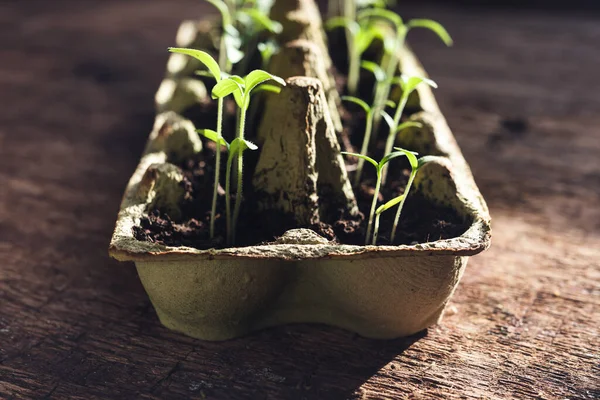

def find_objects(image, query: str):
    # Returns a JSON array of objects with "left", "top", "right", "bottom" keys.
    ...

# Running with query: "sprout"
[
  {"left": 341, "top": 151, "right": 407, "bottom": 245},
  {"left": 212, "top": 70, "right": 285, "bottom": 244},
  {"left": 358, "top": 8, "right": 452, "bottom": 127},
  {"left": 378, "top": 74, "right": 436, "bottom": 184},
  {"left": 389, "top": 75, "right": 437, "bottom": 128},
  {"left": 167, "top": 48, "right": 227, "bottom": 240},
  {"left": 341, "top": 95, "right": 395, "bottom": 186},
  {"left": 379, "top": 112, "right": 422, "bottom": 185},
  {"left": 206, "top": 0, "right": 281, "bottom": 73},
  {"left": 257, "top": 40, "right": 279, "bottom": 69},
  {"left": 206, "top": 0, "right": 244, "bottom": 71},
  {"left": 236, "top": 8, "right": 282, "bottom": 35},
  {"left": 198, "top": 130, "right": 258, "bottom": 245},
  {"left": 326, "top": 18, "right": 379, "bottom": 95},
  {"left": 374, "top": 148, "right": 436, "bottom": 244}
]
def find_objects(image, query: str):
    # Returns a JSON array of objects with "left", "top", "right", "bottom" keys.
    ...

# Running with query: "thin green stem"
[
  {"left": 347, "top": 47, "right": 360, "bottom": 95},
  {"left": 218, "top": 27, "right": 228, "bottom": 72},
  {"left": 381, "top": 94, "right": 408, "bottom": 185},
  {"left": 372, "top": 213, "right": 382, "bottom": 245},
  {"left": 354, "top": 111, "right": 373, "bottom": 187},
  {"left": 344, "top": 0, "right": 356, "bottom": 93},
  {"left": 366, "top": 172, "right": 382, "bottom": 245},
  {"left": 225, "top": 153, "right": 233, "bottom": 245},
  {"left": 232, "top": 102, "right": 248, "bottom": 245},
  {"left": 392, "top": 93, "right": 409, "bottom": 128},
  {"left": 390, "top": 171, "right": 416, "bottom": 244},
  {"left": 210, "top": 97, "right": 225, "bottom": 239},
  {"left": 372, "top": 30, "right": 407, "bottom": 130},
  {"left": 372, "top": 52, "right": 397, "bottom": 129}
]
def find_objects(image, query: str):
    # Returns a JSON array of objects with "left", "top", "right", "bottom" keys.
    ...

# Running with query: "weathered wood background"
[{"left": 1, "top": 1, "right": 599, "bottom": 399}]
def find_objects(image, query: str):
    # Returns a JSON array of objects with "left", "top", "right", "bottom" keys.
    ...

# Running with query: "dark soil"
[{"left": 133, "top": 31, "right": 470, "bottom": 249}]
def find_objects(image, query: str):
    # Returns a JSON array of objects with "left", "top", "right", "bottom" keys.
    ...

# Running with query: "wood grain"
[{"left": 1, "top": 1, "right": 599, "bottom": 399}]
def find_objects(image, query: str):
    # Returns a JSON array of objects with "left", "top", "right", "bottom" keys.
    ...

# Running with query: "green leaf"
[
  {"left": 244, "top": 70, "right": 286, "bottom": 95},
  {"left": 393, "top": 147, "right": 419, "bottom": 170},
  {"left": 396, "top": 121, "right": 423, "bottom": 133},
  {"left": 380, "top": 110, "right": 396, "bottom": 131},
  {"left": 223, "top": 31, "right": 245, "bottom": 64},
  {"left": 252, "top": 84, "right": 282, "bottom": 95},
  {"left": 325, "top": 17, "right": 360, "bottom": 36},
  {"left": 367, "top": 24, "right": 397, "bottom": 55},
  {"left": 361, "top": 60, "right": 386, "bottom": 82},
  {"left": 230, "top": 75, "right": 245, "bottom": 85},
  {"left": 212, "top": 78, "right": 244, "bottom": 104},
  {"left": 341, "top": 152, "right": 378, "bottom": 169},
  {"left": 195, "top": 70, "right": 232, "bottom": 80},
  {"left": 257, "top": 40, "right": 279, "bottom": 65},
  {"left": 168, "top": 48, "right": 221, "bottom": 81},
  {"left": 230, "top": 138, "right": 259, "bottom": 157},
  {"left": 376, "top": 194, "right": 405, "bottom": 215},
  {"left": 385, "top": 100, "right": 397, "bottom": 108},
  {"left": 406, "top": 19, "right": 453, "bottom": 46},
  {"left": 358, "top": 8, "right": 404, "bottom": 31},
  {"left": 355, "top": 29, "right": 378, "bottom": 55},
  {"left": 417, "top": 155, "right": 438, "bottom": 169},
  {"left": 237, "top": 8, "right": 283, "bottom": 34},
  {"left": 227, "top": 75, "right": 245, "bottom": 107},
  {"left": 399, "top": 75, "right": 438, "bottom": 94},
  {"left": 341, "top": 96, "right": 371, "bottom": 114},
  {"left": 197, "top": 129, "right": 229, "bottom": 149},
  {"left": 379, "top": 150, "right": 408, "bottom": 170},
  {"left": 206, "top": 0, "right": 233, "bottom": 27}
]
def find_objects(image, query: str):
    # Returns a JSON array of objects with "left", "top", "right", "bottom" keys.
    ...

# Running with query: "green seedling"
[
  {"left": 236, "top": 8, "right": 282, "bottom": 35},
  {"left": 257, "top": 40, "right": 279, "bottom": 69},
  {"left": 198, "top": 129, "right": 258, "bottom": 245},
  {"left": 358, "top": 8, "right": 452, "bottom": 127},
  {"left": 379, "top": 110, "right": 422, "bottom": 185},
  {"left": 377, "top": 148, "right": 436, "bottom": 244},
  {"left": 212, "top": 70, "right": 285, "bottom": 244},
  {"left": 206, "top": 0, "right": 280, "bottom": 73},
  {"left": 167, "top": 48, "right": 228, "bottom": 240},
  {"left": 389, "top": 75, "right": 437, "bottom": 129},
  {"left": 378, "top": 75, "right": 436, "bottom": 184},
  {"left": 325, "top": 18, "right": 381, "bottom": 95},
  {"left": 341, "top": 95, "right": 395, "bottom": 186},
  {"left": 206, "top": 0, "right": 244, "bottom": 71},
  {"left": 342, "top": 150, "right": 407, "bottom": 245},
  {"left": 372, "top": 193, "right": 403, "bottom": 245}
]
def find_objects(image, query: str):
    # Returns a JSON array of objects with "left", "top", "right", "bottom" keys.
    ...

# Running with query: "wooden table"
[{"left": 1, "top": 1, "right": 598, "bottom": 399}]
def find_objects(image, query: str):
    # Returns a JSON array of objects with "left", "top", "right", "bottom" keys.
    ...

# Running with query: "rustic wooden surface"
[{"left": 1, "top": 1, "right": 599, "bottom": 399}]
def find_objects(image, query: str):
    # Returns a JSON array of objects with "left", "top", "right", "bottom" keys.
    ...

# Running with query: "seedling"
[
  {"left": 198, "top": 130, "right": 258, "bottom": 245},
  {"left": 212, "top": 70, "right": 285, "bottom": 244},
  {"left": 236, "top": 8, "right": 282, "bottom": 35},
  {"left": 378, "top": 75, "right": 437, "bottom": 184},
  {"left": 206, "top": 0, "right": 281, "bottom": 72},
  {"left": 326, "top": 18, "right": 380, "bottom": 95},
  {"left": 257, "top": 40, "right": 279, "bottom": 69},
  {"left": 372, "top": 193, "right": 403, "bottom": 245},
  {"left": 389, "top": 75, "right": 437, "bottom": 130},
  {"left": 167, "top": 48, "right": 227, "bottom": 240},
  {"left": 341, "top": 95, "right": 395, "bottom": 186},
  {"left": 358, "top": 8, "right": 452, "bottom": 127},
  {"left": 206, "top": 0, "right": 243, "bottom": 71},
  {"left": 341, "top": 150, "right": 407, "bottom": 245},
  {"left": 375, "top": 148, "right": 436, "bottom": 244}
]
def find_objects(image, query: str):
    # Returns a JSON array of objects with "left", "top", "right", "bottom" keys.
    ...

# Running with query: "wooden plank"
[{"left": 1, "top": 1, "right": 598, "bottom": 399}]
